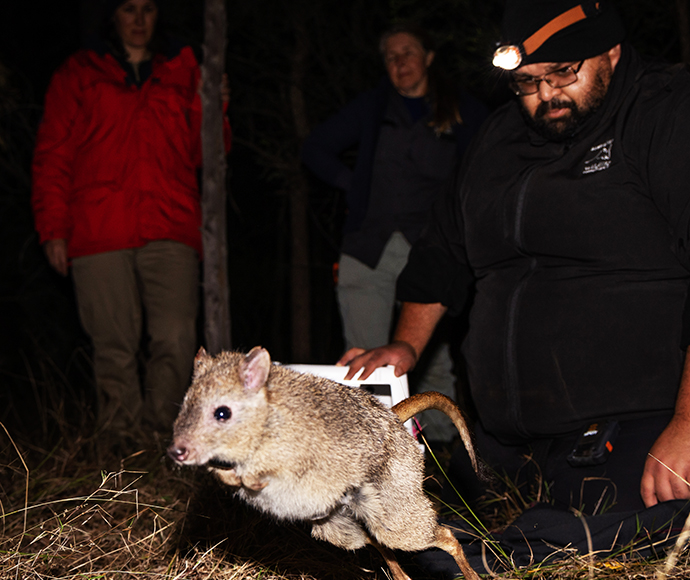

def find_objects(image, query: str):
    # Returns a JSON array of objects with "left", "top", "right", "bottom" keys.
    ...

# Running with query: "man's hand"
[
  {"left": 336, "top": 301, "right": 447, "bottom": 381},
  {"left": 642, "top": 344, "right": 690, "bottom": 507},
  {"left": 44, "top": 238, "right": 68, "bottom": 276},
  {"left": 640, "top": 415, "right": 690, "bottom": 507},
  {"left": 336, "top": 302, "right": 447, "bottom": 380},
  {"left": 337, "top": 341, "right": 418, "bottom": 381}
]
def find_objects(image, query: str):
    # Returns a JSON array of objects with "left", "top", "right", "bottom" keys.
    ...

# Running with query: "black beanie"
[{"left": 499, "top": 0, "right": 626, "bottom": 66}]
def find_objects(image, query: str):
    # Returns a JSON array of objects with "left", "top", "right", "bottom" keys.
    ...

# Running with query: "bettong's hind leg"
[
  {"left": 365, "top": 536, "right": 411, "bottom": 580},
  {"left": 366, "top": 527, "right": 481, "bottom": 580},
  {"left": 434, "top": 525, "right": 481, "bottom": 580}
]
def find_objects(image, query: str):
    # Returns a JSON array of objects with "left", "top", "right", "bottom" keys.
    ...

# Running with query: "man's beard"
[{"left": 522, "top": 66, "right": 611, "bottom": 142}]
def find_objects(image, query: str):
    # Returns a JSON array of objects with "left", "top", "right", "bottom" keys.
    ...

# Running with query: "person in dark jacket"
[
  {"left": 32, "top": 0, "right": 231, "bottom": 446},
  {"left": 301, "top": 24, "right": 488, "bottom": 441},
  {"left": 341, "top": 0, "right": 690, "bottom": 514}
]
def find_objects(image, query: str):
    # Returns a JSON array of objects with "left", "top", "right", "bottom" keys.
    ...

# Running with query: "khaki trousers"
[
  {"left": 72, "top": 241, "right": 199, "bottom": 436},
  {"left": 337, "top": 232, "right": 457, "bottom": 441}
]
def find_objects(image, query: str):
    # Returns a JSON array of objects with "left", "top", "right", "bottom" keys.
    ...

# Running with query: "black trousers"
[{"left": 446, "top": 412, "right": 674, "bottom": 514}]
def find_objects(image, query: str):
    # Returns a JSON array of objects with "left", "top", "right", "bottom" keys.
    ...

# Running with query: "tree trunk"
[
  {"left": 289, "top": 10, "right": 312, "bottom": 362},
  {"left": 677, "top": 0, "right": 690, "bottom": 64},
  {"left": 201, "top": 0, "right": 231, "bottom": 354}
]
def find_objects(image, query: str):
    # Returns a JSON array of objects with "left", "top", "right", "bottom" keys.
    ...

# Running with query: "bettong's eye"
[{"left": 214, "top": 406, "right": 232, "bottom": 421}]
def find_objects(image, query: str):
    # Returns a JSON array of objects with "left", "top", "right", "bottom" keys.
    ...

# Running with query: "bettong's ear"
[
  {"left": 239, "top": 346, "right": 271, "bottom": 393},
  {"left": 193, "top": 346, "right": 213, "bottom": 378}
]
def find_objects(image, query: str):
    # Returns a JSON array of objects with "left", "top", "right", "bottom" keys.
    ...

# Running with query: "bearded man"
[{"left": 341, "top": 0, "right": 690, "bottom": 515}]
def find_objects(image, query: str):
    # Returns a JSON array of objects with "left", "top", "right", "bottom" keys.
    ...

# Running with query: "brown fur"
[{"left": 169, "top": 346, "right": 481, "bottom": 580}]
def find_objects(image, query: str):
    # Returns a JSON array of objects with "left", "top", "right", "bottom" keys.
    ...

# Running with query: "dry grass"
[
  {"left": 1, "top": 425, "right": 690, "bottom": 580},
  {"left": 0, "top": 426, "right": 384, "bottom": 580}
]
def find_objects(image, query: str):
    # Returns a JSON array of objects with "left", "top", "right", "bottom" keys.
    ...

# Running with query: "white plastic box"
[{"left": 285, "top": 364, "right": 417, "bottom": 438}]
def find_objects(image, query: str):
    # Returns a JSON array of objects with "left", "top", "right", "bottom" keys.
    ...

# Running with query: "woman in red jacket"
[{"left": 32, "top": 0, "right": 231, "bottom": 448}]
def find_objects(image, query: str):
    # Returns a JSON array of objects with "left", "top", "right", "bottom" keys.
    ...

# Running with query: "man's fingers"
[
  {"left": 339, "top": 348, "right": 369, "bottom": 380},
  {"left": 338, "top": 343, "right": 417, "bottom": 381},
  {"left": 640, "top": 464, "right": 656, "bottom": 508},
  {"left": 393, "top": 362, "right": 407, "bottom": 377},
  {"left": 344, "top": 352, "right": 379, "bottom": 380},
  {"left": 343, "top": 356, "right": 369, "bottom": 380},
  {"left": 641, "top": 453, "right": 690, "bottom": 507},
  {"left": 656, "top": 475, "right": 678, "bottom": 504},
  {"left": 670, "top": 469, "right": 690, "bottom": 500},
  {"left": 341, "top": 348, "right": 393, "bottom": 380}
]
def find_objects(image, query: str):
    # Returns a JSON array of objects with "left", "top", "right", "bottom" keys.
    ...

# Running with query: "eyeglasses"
[{"left": 509, "top": 61, "right": 584, "bottom": 96}]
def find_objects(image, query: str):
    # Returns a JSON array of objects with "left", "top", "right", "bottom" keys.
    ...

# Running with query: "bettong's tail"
[{"left": 392, "top": 392, "right": 478, "bottom": 473}]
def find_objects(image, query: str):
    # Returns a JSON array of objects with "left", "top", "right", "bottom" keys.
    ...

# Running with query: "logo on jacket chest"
[{"left": 582, "top": 139, "right": 613, "bottom": 175}]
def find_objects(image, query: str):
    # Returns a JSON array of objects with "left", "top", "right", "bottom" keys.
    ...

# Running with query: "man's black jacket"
[{"left": 399, "top": 44, "right": 690, "bottom": 443}]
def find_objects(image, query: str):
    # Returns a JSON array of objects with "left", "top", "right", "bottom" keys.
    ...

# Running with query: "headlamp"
[
  {"left": 493, "top": 2, "right": 601, "bottom": 71},
  {"left": 492, "top": 45, "right": 523, "bottom": 71}
]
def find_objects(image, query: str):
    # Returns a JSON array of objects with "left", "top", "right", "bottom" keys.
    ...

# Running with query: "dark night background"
[{"left": 0, "top": 0, "right": 685, "bottom": 443}]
